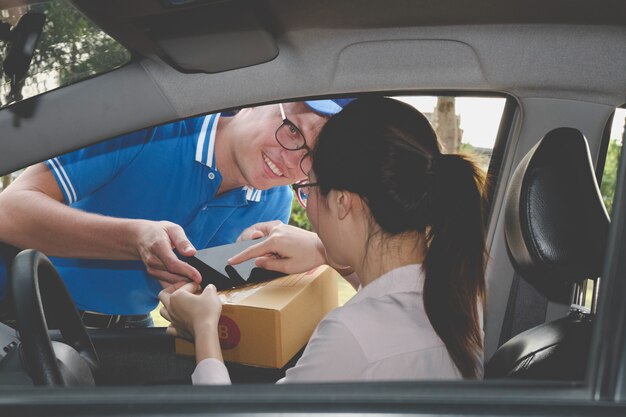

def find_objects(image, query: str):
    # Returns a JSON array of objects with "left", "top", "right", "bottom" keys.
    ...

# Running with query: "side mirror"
[{"left": 2, "top": 12, "right": 46, "bottom": 88}]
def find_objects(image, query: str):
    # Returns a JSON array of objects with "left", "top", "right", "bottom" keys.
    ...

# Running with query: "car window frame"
[
  {"left": 590, "top": 106, "right": 626, "bottom": 402},
  {"left": 3, "top": 95, "right": 626, "bottom": 416},
  {"left": 594, "top": 110, "right": 616, "bottom": 185}
]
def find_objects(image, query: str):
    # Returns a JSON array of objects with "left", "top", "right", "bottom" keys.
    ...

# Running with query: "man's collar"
[
  {"left": 195, "top": 113, "right": 263, "bottom": 203},
  {"left": 195, "top": 113, "right": 220, "bottom": 168},
  {"left": 242, "top": 186, "right": 263, "bottom": 202}
]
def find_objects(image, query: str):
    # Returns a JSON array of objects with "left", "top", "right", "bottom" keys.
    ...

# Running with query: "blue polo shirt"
[{"left": 42, "top": 113, "right": 292, "bottom": 315}]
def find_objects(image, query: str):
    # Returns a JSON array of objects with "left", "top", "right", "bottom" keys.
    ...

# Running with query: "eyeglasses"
[
  {"left": 276, "top": 103, "right": 312, "bottom": 176},
  {"left": 292, "top": 179, "right": 319, "bottom": 208}
]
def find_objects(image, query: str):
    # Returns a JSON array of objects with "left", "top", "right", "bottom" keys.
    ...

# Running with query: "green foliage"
[
  {"left": 459, "top": 142, "right": 475, "bottom": 153},
  {"left": 289, "top": 197, "right": 312, "bottom": 231},
  {"left": 600, "top": 139, "right": 622, "bottom": 215},
  {"left": 1, "top": 1, "right": 130, "bottom": 106},
  {"left": 30, "top": 1, "right": 130, "bottom": 85},
  {"left": 460, "top": 142, "right": 490, "bottom": 172}
]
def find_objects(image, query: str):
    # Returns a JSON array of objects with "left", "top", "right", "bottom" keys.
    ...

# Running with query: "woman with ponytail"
[{"left": 160, "top": 97, "right": 487, "bottom": 383}]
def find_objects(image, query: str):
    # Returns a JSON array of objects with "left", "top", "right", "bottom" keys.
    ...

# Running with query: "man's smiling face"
[{"left": 231, "top": 102, "right": 328, "bottom": 190}]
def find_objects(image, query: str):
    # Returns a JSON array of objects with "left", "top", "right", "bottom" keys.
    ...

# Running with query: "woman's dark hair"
[{"left": 311, "top": 97, "right": 487, "bottom": 378}]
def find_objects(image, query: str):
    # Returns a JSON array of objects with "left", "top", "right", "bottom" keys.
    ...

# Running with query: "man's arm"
[{"left": 0, "top": 163, "right": 201, "bottom": 285}]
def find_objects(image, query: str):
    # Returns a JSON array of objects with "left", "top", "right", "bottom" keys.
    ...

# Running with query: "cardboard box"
[{"left": 175, "top": 265, "right": 339, "bottom": 368}]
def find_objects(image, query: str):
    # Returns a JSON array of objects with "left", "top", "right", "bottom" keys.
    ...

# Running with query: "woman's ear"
[{"left": 333, "top": 190, "right": 357, "bottom": 220}]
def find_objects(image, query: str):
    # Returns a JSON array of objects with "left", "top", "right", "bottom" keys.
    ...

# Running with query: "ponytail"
[{"left": 423, "top": 153, "right": 487, "bottom": 379}]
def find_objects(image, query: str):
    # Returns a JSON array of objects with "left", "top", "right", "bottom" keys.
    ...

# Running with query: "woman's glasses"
[{"left": 292, "top": 179, "right": 319, "bottom": 208}]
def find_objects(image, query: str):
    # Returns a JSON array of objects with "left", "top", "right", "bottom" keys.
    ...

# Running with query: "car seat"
[{"left": 485, "top": 127, "right": 610, "bottom": 379}]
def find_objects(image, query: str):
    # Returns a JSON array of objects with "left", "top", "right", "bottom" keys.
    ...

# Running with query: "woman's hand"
[
  {"left": 159, "top": 283, "right": 225, "bottom": 364},
  {"left": 159, "top": 282, "right": 222, "bottom": 340},
  {"left": 229, "top": 222, "right": 327, "bottom": 274}
]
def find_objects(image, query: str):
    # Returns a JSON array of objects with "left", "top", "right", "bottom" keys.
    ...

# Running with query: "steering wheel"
[{"left": 10, "top": 249, "right": 99, "bottom": 386}]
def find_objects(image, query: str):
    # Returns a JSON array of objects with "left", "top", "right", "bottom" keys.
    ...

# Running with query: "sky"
[
  {"left": 396, "top": 96, "right": 626, "bottom": 148},
  {"left": 395, "top": 96, "right": 505, "bottom": 149}
]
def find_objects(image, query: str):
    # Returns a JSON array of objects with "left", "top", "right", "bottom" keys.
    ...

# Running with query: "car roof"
[{"left": 0, "top": 0, "right": 625, "bottom": 175}]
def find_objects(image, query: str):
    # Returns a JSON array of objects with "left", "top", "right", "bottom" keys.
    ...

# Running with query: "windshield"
[{"left": 0, "top": 0, "right": 130, "bottom": 109}]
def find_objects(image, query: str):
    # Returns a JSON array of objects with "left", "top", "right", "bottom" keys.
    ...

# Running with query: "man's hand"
[
  {"left": 236, "top": 220, "right": 283, "bottom": 242},
  {"left": 229, "top": 222, "right": 327, "bottom": 274},
  {"left": 133, "top": 220, "right": 202, "bottom": 287}
]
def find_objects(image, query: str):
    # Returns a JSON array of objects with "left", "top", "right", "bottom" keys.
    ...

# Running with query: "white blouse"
[{"left": 192, "top": 264, "right": 479, "bottom": 384}]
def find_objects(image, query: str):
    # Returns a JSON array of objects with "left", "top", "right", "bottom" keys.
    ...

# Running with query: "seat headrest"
[{"left": 504, "top": 128, "right": 610, "bottom": 303}]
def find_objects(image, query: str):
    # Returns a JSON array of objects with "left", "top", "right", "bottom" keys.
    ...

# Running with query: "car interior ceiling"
[{"left": 2, "top": 1, "right": 625, "bottom": 173}]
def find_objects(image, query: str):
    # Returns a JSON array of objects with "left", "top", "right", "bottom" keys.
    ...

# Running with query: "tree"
[
  {"left": 600, "top": 139, "right": 623, "bottom": 215},
  {"left": 1, "top": 1, "right": 130, "bottom": 188},
  {"left": 1, "top": 1, "right": 129, "bottom": 107},
  {"left": 289, "top": 199, "right": 312, "bottom": 231}
]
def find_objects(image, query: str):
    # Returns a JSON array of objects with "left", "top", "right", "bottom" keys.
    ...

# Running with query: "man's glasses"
[
  {"left": 276, "top": 103, "right": 312, "bottom": 176},
  {"left": 292, "top": 179, "right": 319, "bottom": 208}
]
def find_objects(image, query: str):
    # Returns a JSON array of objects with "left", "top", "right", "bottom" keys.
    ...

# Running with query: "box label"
[{"left": 218, "top": 316, "right": 241, "bottom": 350}]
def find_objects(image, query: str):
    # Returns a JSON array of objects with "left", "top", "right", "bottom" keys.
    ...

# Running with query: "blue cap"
[{"left": 304, "top": 98, "right": 354, "bottom": 116}]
